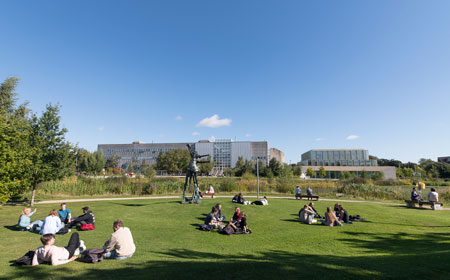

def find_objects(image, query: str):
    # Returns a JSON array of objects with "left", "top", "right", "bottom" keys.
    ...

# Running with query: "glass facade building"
[{"left": 301, "top": 149, "right": 377, "bottom": 167}]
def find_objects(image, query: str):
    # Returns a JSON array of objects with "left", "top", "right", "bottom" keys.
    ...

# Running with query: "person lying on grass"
[
  {"left": 251, "top": 196, "right": 268, "bottom": 205},
  {"left": 103, "top": 220, "right": 136, "bottom": 260},
  {"left": 298, "top": 205, "right": 317, "bottom": 224},
  {"left": 322, "top": 207, "right": 342, "bottom": 227},
  {"left": 32, "top": 233, "right": 81, "bottom": 266},
  {"left": 18, "top": 207, "right": 42, "bottom": 232}
]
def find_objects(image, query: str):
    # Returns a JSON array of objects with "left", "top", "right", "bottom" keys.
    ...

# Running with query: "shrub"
[{"left": 218, "top": 178, "right": 237, "bottom": 192}]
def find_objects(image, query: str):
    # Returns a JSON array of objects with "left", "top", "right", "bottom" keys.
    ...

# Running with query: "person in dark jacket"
[{"left": 68, "top": 207, "right": 95, "bottom": 229}]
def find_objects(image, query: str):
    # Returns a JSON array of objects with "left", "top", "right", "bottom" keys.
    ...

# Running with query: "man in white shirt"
[
  {"left": 32, "top": 233, "right": 80, "bottom": 266},
  {"left": 428, "top": 188, "right": 439, "bottom": 202},
  {"left": 103, "top": 220, "right": 136, "bottom": 260}
]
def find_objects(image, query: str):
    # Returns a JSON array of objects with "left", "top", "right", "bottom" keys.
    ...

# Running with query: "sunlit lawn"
[{"left": 1, "top": 197, "right": 450, "bottom": 279}]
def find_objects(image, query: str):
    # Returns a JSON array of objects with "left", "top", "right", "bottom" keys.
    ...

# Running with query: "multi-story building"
[
  {"left": 98, "top": 139, "right": 272, "bottom": 171},
  {"left": 300, "top": 149, "right": 396, "bottom": 179},
  {"left": 301, "top": 149, "right": 377, "bottom": 167},
  {"left": 438, "top": 156, "right": 450, "bottom": 164},
  {"left": 269, "top": 148, "right": 285, "bottom": 164}
]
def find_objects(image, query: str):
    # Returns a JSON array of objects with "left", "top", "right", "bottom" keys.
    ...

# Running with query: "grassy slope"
[{"left": 1, "top": 198, "right": 449, "bottom": 280}]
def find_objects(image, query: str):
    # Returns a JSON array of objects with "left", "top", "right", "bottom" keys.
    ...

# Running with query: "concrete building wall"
[
  {"left": 438, "top": 156, "right": 450, "bottom": 164},
  {"left": 231, "top": 142, "right": 252, "bottom": 168},
  {"left": 269, "top": 148, "right": 285, "bottom": 164}
]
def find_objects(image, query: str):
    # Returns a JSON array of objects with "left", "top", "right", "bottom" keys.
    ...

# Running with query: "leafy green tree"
[
  {"left": 143, "top": 165, "right": 156, "bottom": 178},
  {"left": 199, "top": 156, "right": 215, "bottom": 175},
  {"left": 269, "top": 157, "right": 282, "bottom": 177},
  {"left": 105, "top": 153, "right": 120, "bottom": 169},
  {"left": 371, "top": 171, "right": 384, "bottom": 180},
  {"left": 224, "top": 168, "right": 235, "bottom": 177},
  {"left": 318, "top": 166, "right": 326, "bottom": 178},
  {"left": 0, "top": 77, "right": 34, "bottom": 203},
  {"left": 156, "top": 149, "right": 190, "bottom": 173},
  {"left": 291, "top": 162, "right": 303, "bottom": 176},
  {"left": 306, "top": 167, "right": 315, "bottom": 178},
  {"left": 29, "top": 104, "right": 74, "bottom": 205}
]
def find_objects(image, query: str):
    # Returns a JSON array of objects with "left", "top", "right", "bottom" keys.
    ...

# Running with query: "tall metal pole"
[{"left": 256, "top": 159, "right": 260, "bottom": 199}]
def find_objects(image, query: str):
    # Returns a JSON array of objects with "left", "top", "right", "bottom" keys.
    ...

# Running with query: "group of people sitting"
[
  {"left": 411, "top": 187, "right": 439, "bottom": 202},
  {"left": 295, "top": 186, "right": 313, "bottom": 198},
  {"left": 298, "top": 203, "right": 354, "bottom": 226},
  {"left": 201, "top": 204, "right": 250, "bottom": 234},
  {"left": 30, "top": 219, "right": 135, "bottom": 266},
  {"left": 231, "top": 193, "right": 268, "bottom": 205},
  {"left": 18, "top": 203, "right": 96, "bottom": 234}
]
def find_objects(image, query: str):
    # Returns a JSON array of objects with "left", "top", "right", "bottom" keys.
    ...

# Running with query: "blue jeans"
[
  {"left": 104, "top": 250, "right": 133, "bottom": 260},
  {"left": 25, "top": 220, "right": 43, "bottom": 231}
]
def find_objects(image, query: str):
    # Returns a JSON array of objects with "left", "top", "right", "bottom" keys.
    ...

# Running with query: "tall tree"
[
  {"left": 29, "top": 104, "right": 74, "bottom": 206},
  {"left": 105, "top": 153, "right": 120, "bottom": 169},
  {"left": 318, "top": 166, "right": 327, "bottom": 178}
]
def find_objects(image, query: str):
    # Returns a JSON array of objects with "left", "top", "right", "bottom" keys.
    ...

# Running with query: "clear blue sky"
[{"left": 1, "top": 0, "right": 449, "bottom": 163}]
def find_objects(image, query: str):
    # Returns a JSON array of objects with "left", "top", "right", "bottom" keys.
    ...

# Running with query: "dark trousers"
[
  {"left": 65, "top": 232, "right": 80, "bottom": 258},
  {"left": 68, "top": 217, "right": 86, "bottom": 228}
]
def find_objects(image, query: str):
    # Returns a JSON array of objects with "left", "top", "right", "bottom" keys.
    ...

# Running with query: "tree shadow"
[
  {"left": 111, "top": 203, "right": 147, "bottom": 207},
  {"left": 5, "top": 232, "right": 450, "bottom": 279}
]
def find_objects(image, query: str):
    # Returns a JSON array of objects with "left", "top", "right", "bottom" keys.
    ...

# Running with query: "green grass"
[{"left": 1, "top": 198, "right": 450, "bottom": 279}]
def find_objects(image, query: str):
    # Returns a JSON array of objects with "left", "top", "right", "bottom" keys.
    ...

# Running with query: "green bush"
[{"left": 218, "top": 177, "right": 237, "bottom": 192}]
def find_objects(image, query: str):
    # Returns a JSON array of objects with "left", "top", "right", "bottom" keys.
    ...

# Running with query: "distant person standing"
[
  {"left": 428, "top": 188, "right": 439, "bottom": 202},
  {"left": 295, "top": 186, "right": 301, "bottom": 199}
]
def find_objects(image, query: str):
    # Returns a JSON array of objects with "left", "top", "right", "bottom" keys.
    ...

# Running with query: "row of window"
[
  {"left": 306, "top": 160, "right": 376, "bottom": 167},
  {"left": 306, "top": 150, "right": 369, "bottom": 161},
  {"left": 103, "top": 148, "right": 175, "bottom": 154}
]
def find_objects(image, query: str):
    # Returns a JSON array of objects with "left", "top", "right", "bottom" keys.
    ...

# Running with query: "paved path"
[{"left": 3, "top": 195, "right": 447, "bottom": 210}]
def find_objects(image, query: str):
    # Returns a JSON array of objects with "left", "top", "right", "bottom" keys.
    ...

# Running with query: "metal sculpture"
[{"left": 182, "top": 144, "right": 209, "bottom": 204}]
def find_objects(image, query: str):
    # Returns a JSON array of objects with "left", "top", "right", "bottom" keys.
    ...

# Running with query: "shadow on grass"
[
  {"left": 5, "top": 232, "right": 450, "bottom": 280},
  {"left": 111, "top": 203, "right": 147, "bottom": 207},
  {"left": 3, "top": 225, "right": 22, "bottom": 232}
]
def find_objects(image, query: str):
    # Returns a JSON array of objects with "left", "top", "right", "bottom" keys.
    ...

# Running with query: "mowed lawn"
[{"left": 1, "top": 198, "right": 450, "bottom": 280}]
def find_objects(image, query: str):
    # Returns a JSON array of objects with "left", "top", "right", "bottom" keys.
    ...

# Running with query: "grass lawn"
[{"left": 1, "top": 197, "right": 450, "bottom": 279}]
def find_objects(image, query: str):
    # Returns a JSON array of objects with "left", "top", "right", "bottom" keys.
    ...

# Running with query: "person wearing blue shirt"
[
  {"left": 18, "top": 208, "right": 43, "bottom": 231},
  {"left": 307, "top": 187, "right": 313, "bottom": 196},
  {"left": 295, "top": 186, "right": 301, "bottom": 199},
  {"left": 57, "top": 203, "right": 72, "bottom": 224}
]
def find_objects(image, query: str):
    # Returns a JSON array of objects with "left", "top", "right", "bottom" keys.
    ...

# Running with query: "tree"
[
  {"left": 291, "top": 162, "right": 303, "bottom": 176},
  {"left": 306, "top": 167, "right": 315, "bottom": 178},
  {"left": 156, "top": 149, "right": 190, "bottom": 174},
  {"left": 105, "top": 153, "right": 120, "bottom": 169},
  {"left": 318, "top": 166, "right": 326, "bottom": 178},
  {"left": 92, "top": 151, "right": 105, "bottom": 174},
  {"left": 143, "top": 165, "right": 156, "bottom": 178},
  {"left": 0, "top": 77, "right": 33, "bottom": 203},
  {"left": 269, "top": 157, "right": 282, "bottom": 177},
  {"left": 29, "top": 104, "right": 74, "bottom": 206},
  {"left": 199, "top": 156, "right": 215, "bottom": 175}
]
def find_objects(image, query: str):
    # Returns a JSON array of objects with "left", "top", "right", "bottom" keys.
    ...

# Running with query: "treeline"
[{"left": 376, "top": 157, "right": 450, "bottom": 179}]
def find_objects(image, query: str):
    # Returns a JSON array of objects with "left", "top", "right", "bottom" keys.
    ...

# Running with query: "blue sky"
[{"left": 1, "top": 0, "right": 449, "bottom": 163}]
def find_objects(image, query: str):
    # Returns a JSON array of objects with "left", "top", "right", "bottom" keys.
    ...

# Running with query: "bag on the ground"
[
  {"left": 15, "top": 251, "right": 35, "bottom": 266},
  {"left": 80, "top": 224, "right": 95, "bottom": 231},
  {"left": 221, "top": 225, "right": 235, "bottom": 235},
  {"left": 56, "top": 226, "right": 69, "bottom": 235},
  {"left": 199, "top": 224, "right": 215, "bottom": 231},
  {"left": 79, "top": 248, "right": 104, "bottom": 263}
]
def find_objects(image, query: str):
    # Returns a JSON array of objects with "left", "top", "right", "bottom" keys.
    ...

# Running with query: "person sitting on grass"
[
  {"left": 231, "top": 207, "right": 241, "bottom": 223},
  {"left": 18, "top": 208, "right": 43, "bottom": 232},
  {"left": 333, "top": 204, "right": 341, "bottom": 218},
  {"left": 204, "top": 207, "right": 221, "bottom": 227},
  {"left": 428, "top": 188, "right": 439, "bottom": 202},
  {"left": 213, "top": 204, "right": 225, "bottom": 222},
  {"left": 58, "top": 203, "right": 72, "bottom": 224},
  {"left": 103, "top": 220, "right": 136, "bottom": 260},
  {"left": 308, "top": 202, "right": 322, "bottom": 219},
  {"left": 322, "top": 207, "right": 342, "bottom": 227},
  {"left": 40, "top": 209, "right": 65, "bottom": 235},
  {"left": 295, "top": 186, "right": 301, "bottom": 199},
  {"left": 67, "top": 207, "right": 95, "bottom": 230},
  {"left": 337, "top": 205, "right": 352, "bottom": 224},
  {"left": 251, "top": 196, "right": 269, "bottom": 205},
  {"left": 32, "top": 233, "right": 81, "bottom": 266},
  {"left": 228, "top": 212, "right": 250, "bottom": 234},
  {"left": 307, "top": 187, "right": 313, "bottom": 196},
  {"left": 232, "top": 193, "right": 245, "bottom": 204},
  {"left": 298, "top": 205, "right": 316, "bottom": 224}
]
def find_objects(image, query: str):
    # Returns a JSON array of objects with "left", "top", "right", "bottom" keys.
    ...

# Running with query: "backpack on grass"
[
  {"left": 79, "top": 248, "right": 104, "bottom": 263},
  {"left": 15, "top": 251, "right": 35, "bottom": 266},
  {"left": 80, "top": 224, "right": 95, "bottom": 231}
]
